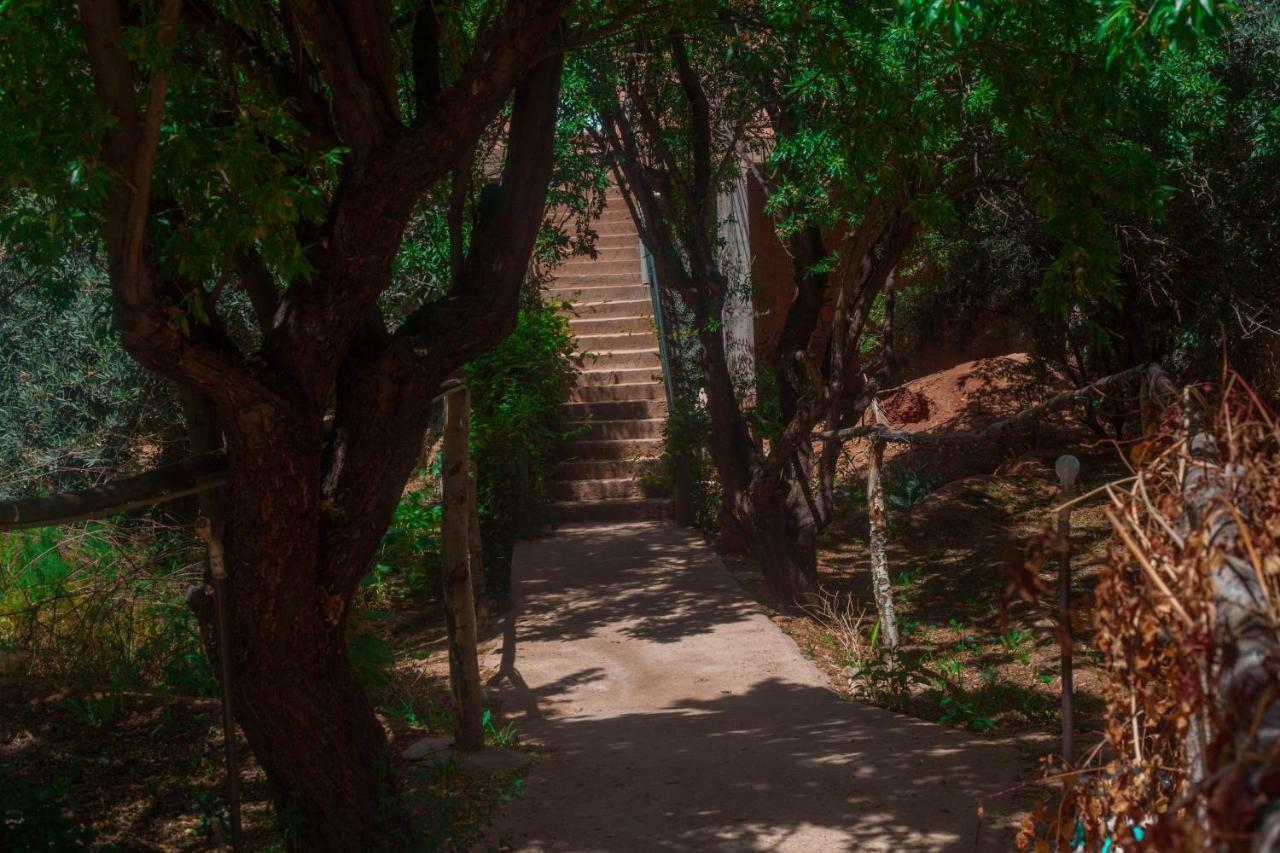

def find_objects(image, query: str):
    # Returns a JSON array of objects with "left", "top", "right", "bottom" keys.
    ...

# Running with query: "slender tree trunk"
[
  {"left": 866, "top": 423, "right": 899, "bottom": 651},
  {"left": 442, "top": 389, "right": 484, "bottom": 751},
  {"left": 468, "top": 459, "right": 486, "bottom": 611}
]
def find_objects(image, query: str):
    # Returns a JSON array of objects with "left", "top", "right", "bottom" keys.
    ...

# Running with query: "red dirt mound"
[
  {"left": 882, "top": 353, "right": 1073, "bottom": 435},
  {"left": 838, "top": 353, "right": 1091, "bottom": 480}
]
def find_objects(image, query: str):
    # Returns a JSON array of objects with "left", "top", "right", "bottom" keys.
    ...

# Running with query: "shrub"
[{"left": 467, "top": 303, "right": 579, "bottom": 603}]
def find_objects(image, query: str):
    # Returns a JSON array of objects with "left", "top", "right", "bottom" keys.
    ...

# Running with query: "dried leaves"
[{"left": 1032, "top": 373, "right": 1280, "bottom": 851}]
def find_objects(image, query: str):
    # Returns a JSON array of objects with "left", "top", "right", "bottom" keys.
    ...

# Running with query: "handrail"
[{"left": 641, "top": 239, "right": 676, "bottom": 413}]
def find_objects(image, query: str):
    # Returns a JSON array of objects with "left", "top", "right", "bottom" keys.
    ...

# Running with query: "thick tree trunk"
[
  {"left": 211, "top": 405, "right": 421, "bottom": 850},
  {"left": 232, "top": 628, "right": 396, "bottom": 849},
  {"left": 220, "top": 516, "right": 404, "bottom": 846},
  {"left": 731, "top": 475, "right": 819, "bottom": 608}
]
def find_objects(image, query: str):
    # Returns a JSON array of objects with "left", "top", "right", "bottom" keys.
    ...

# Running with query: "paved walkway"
[{"left": 485, "top": 522, "right": 1024, "bottom": 851}]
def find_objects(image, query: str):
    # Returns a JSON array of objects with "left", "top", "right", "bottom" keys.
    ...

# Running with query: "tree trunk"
[
  {"left": 735, "top": 477, "right": 819, "bottom": 609},
  {"left": 232, "top": 628, "right": 396, "bottom": 849},
  {"left": 468, "top": 459, "right": 486, "bottom": 611},
  {"left": 442, "top": 388, "right": 484, "bottom": 751},
  {"left": 216, "top": 439, "right": 406, "bottom": 849},
  {"left": 866, "top": 433, "right": 899, "bottom": 651}
]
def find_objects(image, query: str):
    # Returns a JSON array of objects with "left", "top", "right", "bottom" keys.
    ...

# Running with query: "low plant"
[
  {"left": 803, "top": 588, "right": 873, "bottom": 668},
  {"left": 0, "top": 769, "right": 97, "bottom": 850},
  {"left": 883, "top": 464, "right": 943, "bottom": 511},
  {"left": 482, "top": 709, "right": 519, "bottom": 748}
]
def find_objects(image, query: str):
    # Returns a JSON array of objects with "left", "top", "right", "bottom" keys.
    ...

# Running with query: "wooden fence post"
[
  {"left": 867, "top": 400, "right": 899, "bottom": 652},
  {"left": 468, "top": 461, "right": 485, "bottom": 613},
  {"left": 1054, "top": 453, "right": 1080, "bottom": 766},
  {"left": 442, "top": 386, "right": 484, "bottom": 752},
  {"left": 194, "top": 517, "right": 242, "bottom": 850}
]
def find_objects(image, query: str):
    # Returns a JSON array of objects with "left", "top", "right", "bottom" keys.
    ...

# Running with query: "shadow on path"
[{"left": 486, "top": 523, "right": 1024, "bottom": 852}]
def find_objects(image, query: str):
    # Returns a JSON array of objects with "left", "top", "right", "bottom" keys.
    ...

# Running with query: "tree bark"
[
  {"left": 442, "top": 388, "right": 484, "bottom": 752},
  {"left": 866, "top": 401, "right": 899, "bottom": 651},
  {"left": 217, "top": 428, "right": 406, "bottom": 850}
]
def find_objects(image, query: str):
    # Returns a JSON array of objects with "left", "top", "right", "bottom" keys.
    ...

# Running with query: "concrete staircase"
[{"left": 550, "top": 188, "right": 672, "bottom": 524}]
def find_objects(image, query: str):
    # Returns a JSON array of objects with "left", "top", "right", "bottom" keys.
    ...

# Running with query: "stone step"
[
  {"left": 555, "top": 498, "right": 672, "bottom": 523},
  {"left": 568, "top": 418, "right": 665, "bottom": 441},
  {"left": 561, "top": 398, "right": 666, "bottom": 421},
  {"left": 567, "top": 316, "right": 653, "bottom": 336},
  {"left": 574, "top": 366, "right": 664, "bottom": 386},
  {"left": 558, "top": 258, "right": 641, "bottom": 276},
  {"left": 578, "top": 349, "right": 661, "bottom": 370},
  {"left": 554, "top": 271, "right": 641, "bottom": 286},
  {"left": 566, "top": 382, "right": 665, "bottom": 403},
  {"left": 559, "top": 299, "right": 652, "bottom": 320},
  {"left": 550, "top": 478, "right": 654, "bottom": 501},
  {"left": 589, "top": 245, "right": 639, "bottom": 257},
  {"left": 558, "top": 437, "right": 663, "bottom": 460},
  {"left": 594, "top": 221, "right": 638, "bottom": 237},
  {"left": 574, "top": 331, "right": 659, "bottom": 353},
  {"left": 548, "top": 284, "right": 650, "bottom": 303},
  {"left": 554, "top": 458, "right": 652, "bottom": 481}
]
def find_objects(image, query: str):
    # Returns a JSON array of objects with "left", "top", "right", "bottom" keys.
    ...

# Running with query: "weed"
[
  {"left": 937, "top": 658, "right": 964, "bottom": 678},
  {"left": 804, "top": 590, "right": 872, "bottom": 667},
  {"left": 347, "top": 632, "right": 395, "bottom": 689},
  {"left": 884, "top": 465, "right": 943, "bottom": 511},
  {"left": 998, "top": 628, "right": 1027, "bottom": 650},
  {"left": 937, "top": 695, "right": 995, "bottom": 731},
  {"left": 59, "top": 689, "right": 120, "bottom": 729},
  {"left": 481, "top": 710, "right": 519, "bottom": 748}
]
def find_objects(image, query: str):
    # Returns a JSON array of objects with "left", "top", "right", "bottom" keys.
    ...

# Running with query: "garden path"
[{"left": 484, "top": 521, "right": 1025, "bottom": 851}]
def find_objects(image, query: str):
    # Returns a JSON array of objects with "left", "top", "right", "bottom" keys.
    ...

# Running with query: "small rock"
[{"left": 402, "top": 736, "right": 452, "bottom": 760}]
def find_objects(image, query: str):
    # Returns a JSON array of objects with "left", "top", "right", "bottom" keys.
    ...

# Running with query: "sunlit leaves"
[{"left": 1099, "top": 0, "right": 1239, "bottom": 65}]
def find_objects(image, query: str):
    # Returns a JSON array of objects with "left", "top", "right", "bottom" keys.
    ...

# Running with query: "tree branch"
[
  {"left": 399, "top": 50, "right": 565, "bottom": 360},
  {"left": 820, "top": 364, "right": 1151, "bottom": 445},
  {"left": 0, "top": 452, "right": 229, "bottom": 532}
]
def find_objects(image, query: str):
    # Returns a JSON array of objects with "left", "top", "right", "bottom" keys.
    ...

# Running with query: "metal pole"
[
  {"left": 196, "top": 517, "right": 242, "bottom": 849},
  {"left": 1054, "top": 454, "right": 1080, "bottom": 767}
]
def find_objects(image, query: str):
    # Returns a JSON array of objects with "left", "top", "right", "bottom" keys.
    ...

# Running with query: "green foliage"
[
  {"left": 481, "top": 709, "right": 520, "bottom": 748},
  {"left": 372, "top": 486, "right": 443, "bottom": 600},
  {"left": 884, "top": 465, "right": 943, "bottom": 511},
  {"left": 0, "top": 255, "right": 174, "bottom": 500},
  {"left": 467, "top": 303, "right": 579, "bottom": 602},
  {"left": 0, "top": 523, "right": 213, "bottom": 694},
  {"left": 347, "top": 631, "right": 396, "bottom": 691},
  {"left": 661, "top": 392, "right": 722, "bottom": 537},
  {"left": 0, "top": 769, "right": 97, "bottom": 851}
]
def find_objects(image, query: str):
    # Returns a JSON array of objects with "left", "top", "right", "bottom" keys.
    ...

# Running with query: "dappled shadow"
[
  {"left": 492, "top": 677, "right": 1018, "bottom": 851},
  {"left": 511, "top": 523, "right": 758, "bottom": 645},
  {"left": 487, "top": 522, "right": 1023, "bottom": 850}
]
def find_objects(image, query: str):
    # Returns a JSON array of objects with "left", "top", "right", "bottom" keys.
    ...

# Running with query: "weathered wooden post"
[
  {"left": 442, "top": 385, "right": 484, "bottom": 752},
  {"left": 1054, "top": 453, "right": 1080, "bottom": 766},
  {"left": 194, "top": 516, "right": 242, "bottom": 850},
  {"left": 866, "top": 400, "right": 899, "bottom": 652},
  {"left": 467, "top": 461, "right": 485, "bottom": 613}
]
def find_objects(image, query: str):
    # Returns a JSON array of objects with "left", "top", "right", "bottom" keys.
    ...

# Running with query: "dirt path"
[{"left": 485, "top": 522, "right": 1026, "bottom": 851}]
